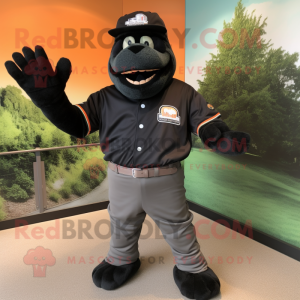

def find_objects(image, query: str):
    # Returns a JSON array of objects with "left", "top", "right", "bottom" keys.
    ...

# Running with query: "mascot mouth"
[
  {"left": 121, "top": 69, "right": 159, "bottom": 85},
  {"left": 109, "top": 56, "right": 173, "bottom": 89}
]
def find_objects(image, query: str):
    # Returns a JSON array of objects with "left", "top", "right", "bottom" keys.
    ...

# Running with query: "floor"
[{"left": 0, "top": 208, "right": 299, "bottom": 300}]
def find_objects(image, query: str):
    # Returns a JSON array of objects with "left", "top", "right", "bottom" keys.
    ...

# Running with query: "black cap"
[{"left": 108, "top": 11, "right": 167, "bottom": 37}]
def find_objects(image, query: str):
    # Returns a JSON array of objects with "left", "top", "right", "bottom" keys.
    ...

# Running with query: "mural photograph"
[
  {"left": 0, "top": 84, "right": 108, "bottom": 219},
  {"left": 185, "top": 0, "right": 300, "bottom": 248},
  {"left": 0, "top": 0, "right": 185, "bottom": 221}
]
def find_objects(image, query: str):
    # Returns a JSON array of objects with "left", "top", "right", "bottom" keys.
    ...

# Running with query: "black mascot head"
[{"left": 108, "top": 11, "right": 176, "bottom": 100}]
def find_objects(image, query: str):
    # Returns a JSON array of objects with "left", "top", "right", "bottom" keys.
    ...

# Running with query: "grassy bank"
[
  {"left": 46, "top": 148, "right": 107, "bottom": 201},
  {"left": 184, "top": 148, "right": 300, "bottom": 248}
]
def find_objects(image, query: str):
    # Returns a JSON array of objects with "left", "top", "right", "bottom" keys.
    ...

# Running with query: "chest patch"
[{"left": 157, "top": 105, "right": 181, "bottom": 125}]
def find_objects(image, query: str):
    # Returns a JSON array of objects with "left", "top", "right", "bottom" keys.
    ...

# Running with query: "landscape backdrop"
[{"left": 185, "top": 0, "right": 300, "bottom": 248}]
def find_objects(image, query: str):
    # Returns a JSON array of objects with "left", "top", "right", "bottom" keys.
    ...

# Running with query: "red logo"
[
  {"left": 23, "top": 246, "right": 56, "bottom": 277},
  {"left": 24, "top": 57, "right": 57, "bottom": 88}
]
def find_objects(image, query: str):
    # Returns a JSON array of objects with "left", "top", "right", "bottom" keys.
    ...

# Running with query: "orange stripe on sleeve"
[
  {"left": 75, "top": 104, "right": 91, "bottom": 136},
  {"left": 196, "top": 113, "right": 221, "bottom": 136}
]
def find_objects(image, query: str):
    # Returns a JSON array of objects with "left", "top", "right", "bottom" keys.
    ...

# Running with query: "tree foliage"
[{"left": 197, "top": 0, "right": 300, "bottom": 162}]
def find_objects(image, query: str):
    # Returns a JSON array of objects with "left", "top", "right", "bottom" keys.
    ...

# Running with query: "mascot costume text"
[{"left": 5, "top": 11, "right": 250, "bottom": 300}]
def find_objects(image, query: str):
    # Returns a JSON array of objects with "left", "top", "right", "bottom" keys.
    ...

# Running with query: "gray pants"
[{"left": 105, "top": 163, "right": 208, "bottom": 273}]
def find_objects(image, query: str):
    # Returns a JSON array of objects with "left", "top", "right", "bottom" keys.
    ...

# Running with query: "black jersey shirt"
[{"left": 75, "top": 78, "right": 221, "bottom": 168}]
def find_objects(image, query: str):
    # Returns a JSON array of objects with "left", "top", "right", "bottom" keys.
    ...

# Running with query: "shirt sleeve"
[
  {"left": 74, "top": 92, "right": 101, "bottom": 137},
  {"left": 188, "top": 88, "right": 222, "bottom": 136}
]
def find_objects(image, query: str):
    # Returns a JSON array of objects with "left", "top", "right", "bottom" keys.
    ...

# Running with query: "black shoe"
[
  {"left": 173, "top": 266, "right": 221, "bottom": 300},
  {"left": 92, "top": 258, "right": 141, "bottom": 290}
]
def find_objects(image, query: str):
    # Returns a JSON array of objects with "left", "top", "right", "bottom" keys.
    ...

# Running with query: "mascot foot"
[
  {"left": 92, "top": 258, "right": 141, "bottom": 290},
  {"left": 173, "top": 266, "right": 221, "bottom": 300}
]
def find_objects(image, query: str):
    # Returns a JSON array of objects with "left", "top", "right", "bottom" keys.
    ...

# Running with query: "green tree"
[
  {"left": 198, "top": 0, "right": 300, "bottom": 162},
  {"left": 15, "top": 170, "right": 34, "bottom": 195},
  {"left": 6, "top": 184, "right": 28, "bottom": 202},
  {"left": 0, "top": 110, "right": 21, "bottom": 148}
]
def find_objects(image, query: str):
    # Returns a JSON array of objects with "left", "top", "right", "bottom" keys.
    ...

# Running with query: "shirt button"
[
  {"left": 141, "top": 104, "right": 145, "bottom": 108},
  {"left": 139, "top": 124, "right": 144, "bottom": 129},
  {"left": 137, "top": 147, "right": 142, "bottom": 151}
]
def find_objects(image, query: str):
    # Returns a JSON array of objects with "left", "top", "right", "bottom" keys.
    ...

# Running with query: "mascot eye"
[
  {"left": 123, "top": 36, "right": 135, "bottom": 49},
  {"left": 140, "top": 36, "right": 154, "bottom": 48}
]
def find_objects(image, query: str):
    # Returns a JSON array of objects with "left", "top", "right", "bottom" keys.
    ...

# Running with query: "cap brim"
[{"left": 108, "top": 25, "right": 167, "bottom": 37}]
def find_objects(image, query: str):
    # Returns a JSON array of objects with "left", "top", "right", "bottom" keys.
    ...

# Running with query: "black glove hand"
[
  {"left": 5, "top": 45, "right": 89, "bottom": 138},
  {"left": 199, "top": 120, "right": 251, "bottom": 155},
  {"left": 5, "top": 45, "right": 71, "bottom": 108}
]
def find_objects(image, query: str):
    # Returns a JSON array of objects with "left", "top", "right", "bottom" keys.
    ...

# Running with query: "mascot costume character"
[{"left": 5, "top": 11, "right": 250, "bottom": 300}]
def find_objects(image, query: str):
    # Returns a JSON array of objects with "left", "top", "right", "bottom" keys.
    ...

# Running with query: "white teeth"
[
  {"left": 145, "top": 74, "right": 155, "bottom": 82},
  {"left": 126, "top": 78, "right": 134, "bottom": 83},
  {"left": 126, "top": 74, "right": 156, "bottom": 85},
  {"left": 121, "top": 69, "right": 159, "bottom": 74}
]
